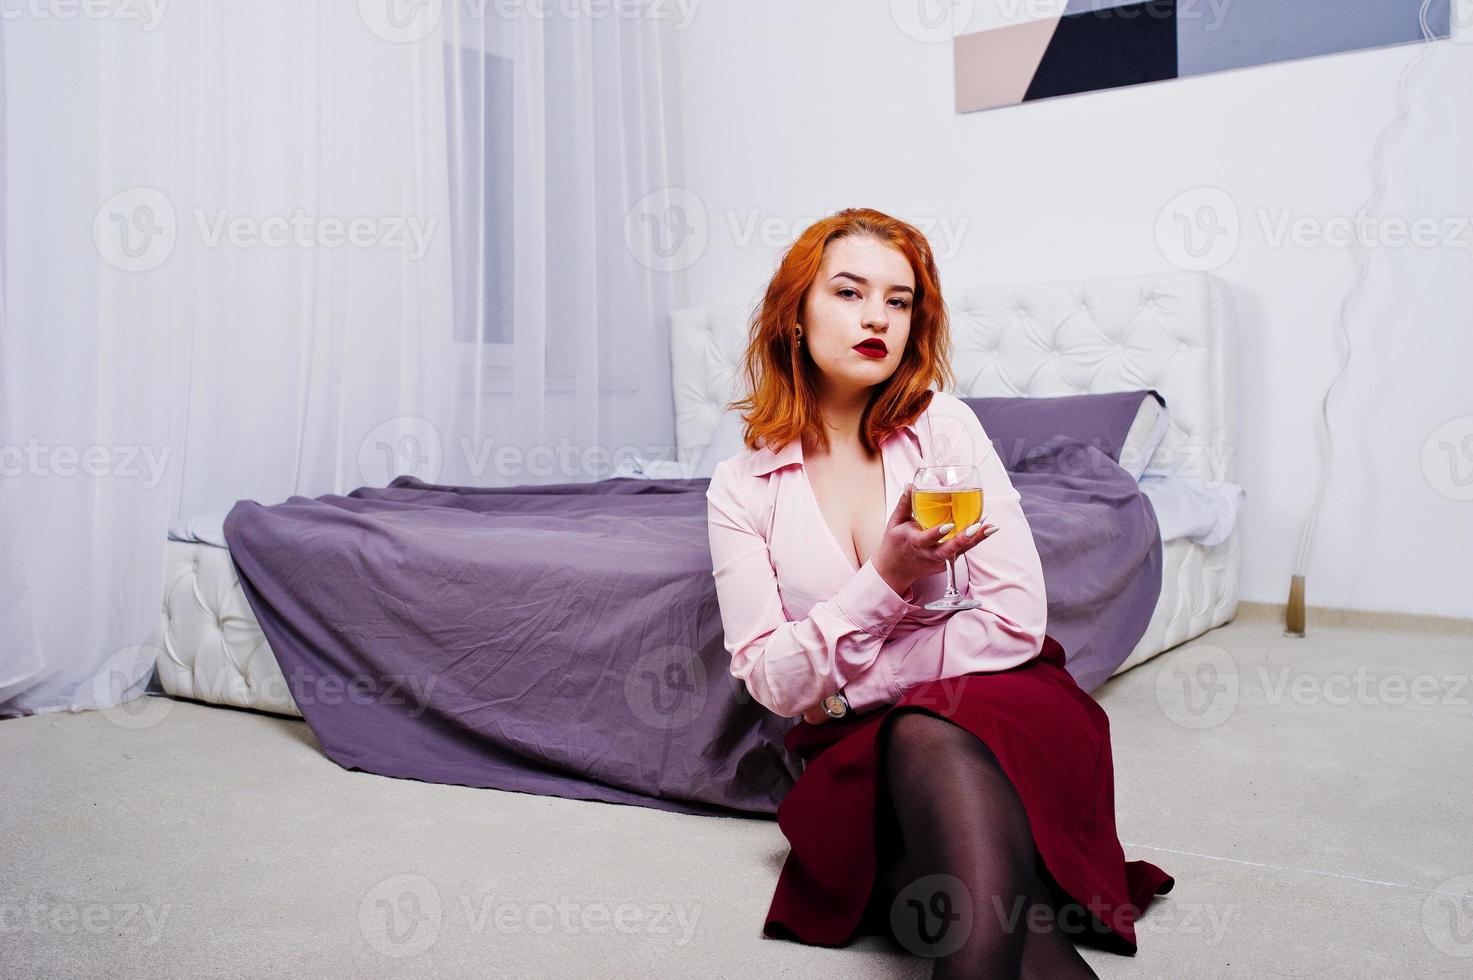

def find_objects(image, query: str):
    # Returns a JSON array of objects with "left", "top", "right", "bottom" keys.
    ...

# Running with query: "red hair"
[{"left": 727, "top": 207, "right": 956, "bottom": 456}]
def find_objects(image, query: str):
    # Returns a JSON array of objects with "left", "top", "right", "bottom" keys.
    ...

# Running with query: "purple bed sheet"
[{"left": 221, "top": 438, "right": 1159, "bottom": 819}]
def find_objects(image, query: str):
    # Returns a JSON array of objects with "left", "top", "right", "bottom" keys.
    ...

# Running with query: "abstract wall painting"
[{"left": 955, "top": 0, "right": 1452, "bottom": 114}]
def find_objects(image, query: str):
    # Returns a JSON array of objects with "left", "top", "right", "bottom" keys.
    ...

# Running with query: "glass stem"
[{"left": 943, "top": 557, "right": 959, "bottom": 598}]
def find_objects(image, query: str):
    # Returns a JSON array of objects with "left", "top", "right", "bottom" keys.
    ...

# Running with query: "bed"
[{"left": 157, "top": 268, "right": 1239, "bottom": 722}]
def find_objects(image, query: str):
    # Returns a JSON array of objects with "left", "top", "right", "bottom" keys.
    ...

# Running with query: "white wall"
[{"left": 671, "top": 3, "right": 1473, "bottom": 619}]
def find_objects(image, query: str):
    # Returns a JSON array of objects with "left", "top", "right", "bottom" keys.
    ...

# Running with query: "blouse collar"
[{"left": 751, "top": 420, "right": 921, "bottom": 477}]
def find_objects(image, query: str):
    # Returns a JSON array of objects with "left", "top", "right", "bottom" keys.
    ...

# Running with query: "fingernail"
[
  {"left": 964, "top": 522, "right": 982, "bottom": 537},
  {"left": 983, "top": 525, "right": 998, "bottom": 536},
  {"left": 937, "top": 522, "right": 955, "bottom": 535}
]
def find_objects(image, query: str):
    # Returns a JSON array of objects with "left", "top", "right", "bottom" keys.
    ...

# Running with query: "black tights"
[{"left": 872, "top": 709, "right": 1099, "bottom": 979}]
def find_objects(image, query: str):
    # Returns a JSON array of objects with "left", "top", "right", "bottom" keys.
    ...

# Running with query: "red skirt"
[{"left": 763, "top": 635, "right": 1173, "bottom": 953}]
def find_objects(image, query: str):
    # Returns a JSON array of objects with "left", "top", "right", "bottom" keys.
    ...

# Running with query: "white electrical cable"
[{"left": 1291, "top": 0, "right": 1441, "bottom": 578}]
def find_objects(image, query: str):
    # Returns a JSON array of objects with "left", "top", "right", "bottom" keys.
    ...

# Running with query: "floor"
[{"left": 4, "top": 611, "right": 1471, "bottom": 978}]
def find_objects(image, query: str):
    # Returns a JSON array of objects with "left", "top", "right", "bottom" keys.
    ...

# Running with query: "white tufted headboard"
[{"left": 670, "top": 270, "right": 1235, "bottom": 484}]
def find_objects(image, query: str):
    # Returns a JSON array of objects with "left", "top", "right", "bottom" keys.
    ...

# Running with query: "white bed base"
[{"left": 158, "top": 269, "right": 1238, "bottom": 716}]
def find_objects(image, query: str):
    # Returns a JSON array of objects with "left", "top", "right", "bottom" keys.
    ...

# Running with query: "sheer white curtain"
[
  {"left": 0, "top": 4, "right": 681, "bottom": 716},
  {"left": 0, "top": 20, "right": 45, "bottom": 695}
]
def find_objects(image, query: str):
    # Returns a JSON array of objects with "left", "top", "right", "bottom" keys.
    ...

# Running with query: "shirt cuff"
[
  {"left": 842, "top": 656, "right": 899, "bottom": 714},
  {"left": 828, "top": 558, "right": 910, "bottom": 638}
]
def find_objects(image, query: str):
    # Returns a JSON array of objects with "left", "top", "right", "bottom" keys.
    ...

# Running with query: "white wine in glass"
[{"left": 911, "top": 464, "right": 984, "bottom": 611}]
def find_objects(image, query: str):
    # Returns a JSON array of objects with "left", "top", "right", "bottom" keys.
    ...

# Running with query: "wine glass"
[{"left": 911, "top": 464, "right": 985, "bottom": 611}]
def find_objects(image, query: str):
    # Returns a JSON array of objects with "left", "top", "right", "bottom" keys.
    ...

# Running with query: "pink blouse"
[{"left": 705, "top": 389, "right": 1048, "bottom": 719}]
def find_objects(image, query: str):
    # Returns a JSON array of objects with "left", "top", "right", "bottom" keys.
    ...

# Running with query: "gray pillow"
[{"left": 959, "top": 390, "right": 1167, "bottom": 479}]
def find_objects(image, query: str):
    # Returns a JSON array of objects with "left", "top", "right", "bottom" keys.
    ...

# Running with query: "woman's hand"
[
  {"left": 872, "top": 483, "right": 998, "bottom": 595},
  {"left": 806, "top": 486, "right": 998, "bottom": 725}
]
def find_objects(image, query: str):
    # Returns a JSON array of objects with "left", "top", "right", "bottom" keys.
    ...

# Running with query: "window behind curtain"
[{"left": 444, "top": 43, "right": 514, "bottom": 347}]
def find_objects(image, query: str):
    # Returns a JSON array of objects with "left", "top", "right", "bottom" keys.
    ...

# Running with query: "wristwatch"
[{"left": 821, "top": 691, "right": 850, "bottom": 719}]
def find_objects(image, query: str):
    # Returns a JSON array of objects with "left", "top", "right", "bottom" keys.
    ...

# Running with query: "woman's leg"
[
  {"left": 877, "top": 709, "right": 1096, "bottom": 979},
  {"left": 1016, "top": 871, "right": 1100, "bottom": 980}
]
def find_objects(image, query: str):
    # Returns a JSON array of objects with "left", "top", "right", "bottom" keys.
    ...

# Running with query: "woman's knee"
[
  {"left": 885, "top": 709, "right": 967, "bottom": 762},
  {"left": 884, "top": 710, "right": 1012, "bottom": 794}
]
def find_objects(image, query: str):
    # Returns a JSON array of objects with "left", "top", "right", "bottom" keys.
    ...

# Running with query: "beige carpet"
[{"left": 4, "top": 613, "right": 1470, "bottom": 978}]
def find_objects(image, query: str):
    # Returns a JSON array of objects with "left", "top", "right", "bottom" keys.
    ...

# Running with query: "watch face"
[{"left": 823, "top": 693, "right": 846, "bottom": 716}]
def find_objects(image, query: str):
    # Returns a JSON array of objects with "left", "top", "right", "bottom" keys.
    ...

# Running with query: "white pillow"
[
  {"left": 166, "top": 510, "right": 230, "bottom": 547},
  {"left": 1119, "top": 395, "right": 1170, "bottom": 481},
  {"left": 1139, "top": 472, "right": 1245, "bottom": 546},
  {"left": 612, "top": 455, "right": 700, "bottom": 479},
  {"left": 694, "top": 409, "right": 747, "bottom": 478}
]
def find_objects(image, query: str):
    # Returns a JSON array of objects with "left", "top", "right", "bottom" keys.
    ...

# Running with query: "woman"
[{"left": 705, "top": 208, "right": 1173, "bottom": 978}]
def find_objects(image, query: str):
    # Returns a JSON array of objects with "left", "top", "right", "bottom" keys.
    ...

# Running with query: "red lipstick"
[{"left": 853, "top": 338, "right": 888, "bottom": 358}]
